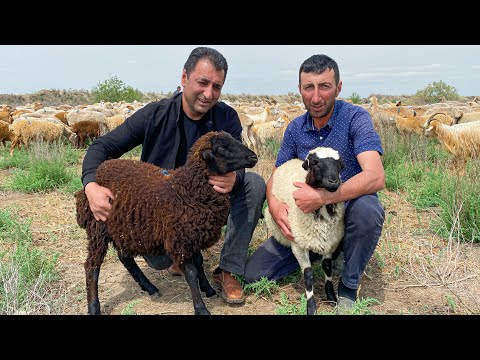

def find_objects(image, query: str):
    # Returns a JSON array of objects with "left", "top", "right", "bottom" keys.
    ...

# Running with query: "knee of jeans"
[
  {"left": 347, "top": 196, "right": 385, "bottom": 230},
  {"left": 246, "top": 173, "right": 266, "bottom": 204},
  {"left": 246, "top": 172, "right": 266, "bottom": 190}
]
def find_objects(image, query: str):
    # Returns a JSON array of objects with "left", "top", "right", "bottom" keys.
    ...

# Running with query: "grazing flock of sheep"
[
  {"left": 2, "top": 94, "right": 480, "bottom": 315},
  {"left": 0, "top": 100, "right": 143, "bottom": 155},
  {"left": 4, "top": 95, "right": 478, "bottom": 174},
  {"left": 367, "top": 96, "right": 480, "bottom": 175}
]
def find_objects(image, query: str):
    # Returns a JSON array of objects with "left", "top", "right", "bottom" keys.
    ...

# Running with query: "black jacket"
[{"left": 81, "top": 93, "right": 245, "bottom": 190}]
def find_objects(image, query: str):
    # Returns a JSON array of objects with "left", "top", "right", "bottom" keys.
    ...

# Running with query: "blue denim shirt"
[{"left": 276, "top": 99, "right": 383, "bottom": 184}]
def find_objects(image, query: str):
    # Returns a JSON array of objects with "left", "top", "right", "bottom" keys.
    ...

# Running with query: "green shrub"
[
  {"left": 414, "top": 80, "right": 460, "bottom": 104},
  {"left": 349, "top": 92, "right": 362, "bottom": 104},
  {"left": 2, "top": 141, "right": 81, "bottom": 193},
  {"left": 91, "top": 74, "right": 144, "bottom": 103}
]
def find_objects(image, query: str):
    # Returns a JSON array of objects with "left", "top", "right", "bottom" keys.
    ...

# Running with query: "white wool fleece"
[{"left": 265, "top": 158, "right": 345, "bottom": 256}]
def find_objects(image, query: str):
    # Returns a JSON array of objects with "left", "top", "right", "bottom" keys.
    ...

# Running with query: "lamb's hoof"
[
  {"left": 87, "top": 301, "right": 101, "bottom": 315},
  {"left": 307, "top": 299, "right": 317, "bottom": 315},
  {"left": 195, "top": 308, "right": 211, "bottom": 315}
]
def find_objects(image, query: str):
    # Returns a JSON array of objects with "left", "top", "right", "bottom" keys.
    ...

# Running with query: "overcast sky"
[{"left": 2, "top": 45, "right": 480, "bottom": 98}]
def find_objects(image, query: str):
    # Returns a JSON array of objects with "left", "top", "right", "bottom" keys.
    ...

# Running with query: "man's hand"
[
  {"left": 268, "top": 195, "right": 295, "bottom": 242},
  {"left": 292, "top": 182, "right": 322, "bottom": 213},
  {"left": 84, "top": 182, "right": 115, "bottom": 222},
  {"left": 208, "top": 171, "right": 236, "bottom": 194}
]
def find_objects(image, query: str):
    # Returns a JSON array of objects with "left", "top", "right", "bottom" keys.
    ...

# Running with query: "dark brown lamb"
[{"left": 75, "top": 131, "right": 258, "bottom": 315}]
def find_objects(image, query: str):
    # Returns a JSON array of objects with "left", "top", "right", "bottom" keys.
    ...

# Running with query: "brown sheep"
[
  {"left": 75, "top": 131, "right": 258, "bottom": 315},
  {"left": 0, "top": 110, "right": 13, "bottom": 124},
  {"left": 71, "top": 120, "right": 100, "bottom": 148},
  {"left": 9, "top": 119, "right": 78, "bottom": 155},
  {"left": 54, "top": 111, "right": 69, "bottom": 125},
  {"left": 0, "top": 121, "right": 13, "bottom": 147}
]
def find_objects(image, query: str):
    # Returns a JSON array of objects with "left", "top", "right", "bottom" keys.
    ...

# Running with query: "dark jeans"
[
  {"left": 220, "top": 172, "right": 266, "bottom": 275},
  {"left": 244, "top": 194, "right": 385, "bottom": 289}
]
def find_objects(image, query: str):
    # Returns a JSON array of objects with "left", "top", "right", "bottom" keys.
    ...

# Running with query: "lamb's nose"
[{"left": 326, "top": 175, "right": 339, "bottom": 184}]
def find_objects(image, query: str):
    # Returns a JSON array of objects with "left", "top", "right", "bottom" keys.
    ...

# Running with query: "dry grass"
[{"left": 0, "top": 136, "right": 479, "bottom": 315}]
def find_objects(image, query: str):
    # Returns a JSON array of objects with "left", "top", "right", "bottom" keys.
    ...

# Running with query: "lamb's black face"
[
  {"left": 203, "top": 132, "right": 258, "bottom": 175},
  {"left": 302, "top": 149, "right": 344, "bottom": 192}
]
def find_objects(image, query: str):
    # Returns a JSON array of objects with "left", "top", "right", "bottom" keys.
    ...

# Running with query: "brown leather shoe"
[
  {"left": 212, "top": 270, "right": 245, "bottom": 304},
  {"left": 168, "top": 263, "right": 183, "bottom": 276}
]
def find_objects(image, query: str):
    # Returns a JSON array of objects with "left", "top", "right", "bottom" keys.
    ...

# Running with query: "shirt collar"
[{"left": 302, "top": 100, "right": 340, "bottom": 132}]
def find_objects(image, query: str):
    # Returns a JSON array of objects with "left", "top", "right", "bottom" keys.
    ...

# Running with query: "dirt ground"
[{"left": 1, "top": 164, "right": 479, "bottom": 316}]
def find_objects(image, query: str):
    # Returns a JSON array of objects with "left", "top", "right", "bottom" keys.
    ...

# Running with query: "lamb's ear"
[
  {"left": 202, "top": 149, "right": 215, "bottom": 161},
  {"left": 302, "top": 159, "right": 309, "bottom": 170},
  {"left": 339, "top": 157, "right": 345, "bottom": 170}
]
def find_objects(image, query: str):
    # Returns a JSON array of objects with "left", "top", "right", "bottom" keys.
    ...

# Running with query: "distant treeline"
[{"left": 1, "top": 89, "right": 478, "bottom": 108}]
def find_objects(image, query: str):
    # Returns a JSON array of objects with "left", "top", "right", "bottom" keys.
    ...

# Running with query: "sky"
[{"left": 1, "top": 45, "right": 480, "bottom": 98}]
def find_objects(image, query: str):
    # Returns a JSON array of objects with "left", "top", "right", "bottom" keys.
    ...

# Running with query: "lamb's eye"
[{"left": 217, "top": 146, "right": 228, "bottom": 154}]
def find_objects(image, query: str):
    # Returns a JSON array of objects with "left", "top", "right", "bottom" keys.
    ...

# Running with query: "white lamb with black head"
[{"left": 265, "top": 147, "right": 345, "bottom": 315}]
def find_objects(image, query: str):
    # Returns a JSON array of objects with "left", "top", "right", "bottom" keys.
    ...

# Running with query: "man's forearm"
[{"left": 319, "top": 169, "right": 385, "bottom": 205}]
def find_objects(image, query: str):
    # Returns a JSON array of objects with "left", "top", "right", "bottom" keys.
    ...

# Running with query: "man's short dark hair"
[
  {"left": 184, "top": 47, "right": 228, "bottom": 82},
  {"left": 299, "top": 54, "right": 340, "bottom": 85}
]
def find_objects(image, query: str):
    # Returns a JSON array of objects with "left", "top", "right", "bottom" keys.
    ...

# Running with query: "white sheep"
[
  {"left": 265, "top": 147, "right": 345, "bottom": 315},
  {"left": 65, "top": 110, "right": 108, "bottom": 135},
  {"left": 423, "top": 112, "right": 480, "bottom": 175},
  {"left": 246, "top": 113, "right": 291, "bottom": 153}
]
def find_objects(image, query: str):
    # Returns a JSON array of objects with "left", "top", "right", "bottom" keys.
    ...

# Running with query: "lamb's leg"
[
  {"left": 183, "top": 257, "right": 210, "bottom": 315},
  {"left": 192, "top": 252, "right": 216, "bottom": 298},
  {"left": 322, "top": 255, "right": 337, "bottom": 304},
  {"left": 84, "top": 222, "right": 109, "bottom": 315},
  {"left": 291, "top": 244, "right": 316, "bottom": 315},
  {"left": 117, "top": 255, "right": 160, "bottom": 297}
]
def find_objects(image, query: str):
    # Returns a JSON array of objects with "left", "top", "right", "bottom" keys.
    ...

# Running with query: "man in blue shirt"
[{"left": 244, "top": 54, "right": 385, "bottom": 312}]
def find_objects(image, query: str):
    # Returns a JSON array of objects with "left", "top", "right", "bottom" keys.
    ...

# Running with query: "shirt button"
[{"left": 320, "top": 136, "right": 323, "bottom": 140}]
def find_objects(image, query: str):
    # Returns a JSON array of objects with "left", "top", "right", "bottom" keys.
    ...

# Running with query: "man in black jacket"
[{"left": 81, "top": 46, "right": 266, "bottom": 304}]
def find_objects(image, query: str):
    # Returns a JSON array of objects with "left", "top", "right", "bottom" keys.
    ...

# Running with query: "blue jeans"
[{"left": 244, "top": 194, "right": 385, "bottom": 289}]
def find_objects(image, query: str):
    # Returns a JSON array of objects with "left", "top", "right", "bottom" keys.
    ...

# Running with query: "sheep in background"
[
  {"left": 395, "top": 115, "right": 426, "bottom": 139},
  {"left": 65, "top": 110, "right": 108, "bottom": 135},
  {"left": 395, "top": 112, "right": 455, "bottom": 139},
  {"left": 0, "top": 107, "right": 13, "bottom": 124},
  {"left": 265, "top": 147, "right": 345, "bottom": 315},
  {"left": 423, "top": 106, "right": 463, "bottom": 124},
  {"left": 0, "top": 121, "right": 13, "bottom": 147},
  {"left": 75, "top": 131, "right": 258, "bottom": 315},
  {"left": 247, "top": 113, "right": 291, "bottom": 153},
  {"left": 423, "top": 112, "right": 480, "bottom": 175},
  {"left": 104, "top": 114, "right": 126, "bottom": 132},
  {"left": 54, "top": 111, "right": 69, "bottom": 125},
  {"left": 456, "top": 111, "right": 480, "bottom": 124},
  {"left": 71, "top": 120, "right": 101, "bottom": 147},
  {"left": 243, "top": 105, "right": 279, "bottom": 124},
  {"left": 9, "top": 118, "right": 78, "bottom": 155}
]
